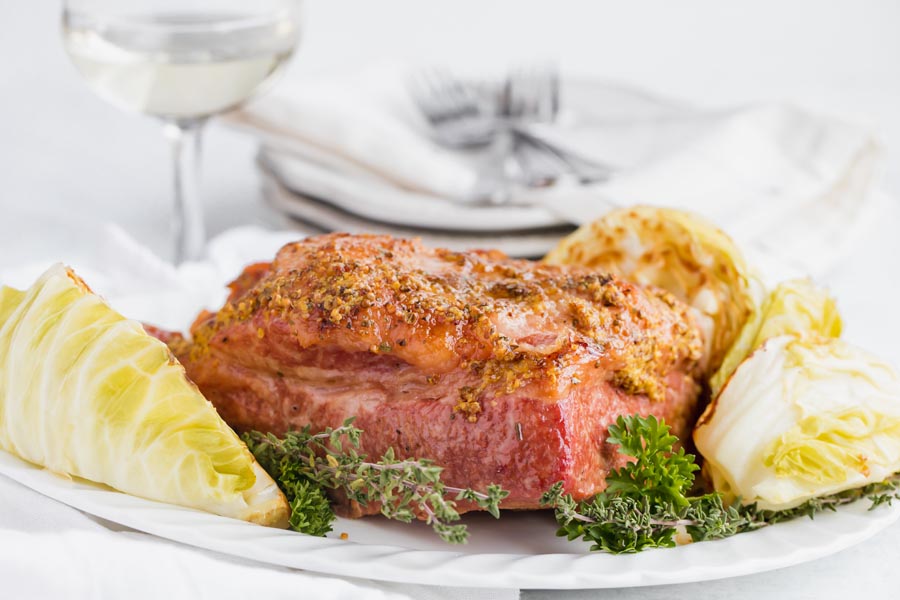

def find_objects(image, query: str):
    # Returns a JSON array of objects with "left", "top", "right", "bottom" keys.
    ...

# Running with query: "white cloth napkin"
[
  {"left": 0, "top": 225, "right": 517, "bottom": 600},
  {"left": 228, "top": 64, "right": 884, "bottom": 276}
]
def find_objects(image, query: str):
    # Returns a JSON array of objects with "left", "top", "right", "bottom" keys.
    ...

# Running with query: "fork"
[
  {"left": 501, "top": 64, "right": 613, "bottom": 185},
  {"left": 409, "top": 68, "right": 498, "bottom": 150},
  {"left": 411, "top": 67, "right": 612, "bottom": 196},
  {"left": 410, "top": 68, "right": 517, "bottom": 203}
]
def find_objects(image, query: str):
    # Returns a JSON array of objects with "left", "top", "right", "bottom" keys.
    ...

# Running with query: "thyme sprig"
[
  {"left": 242, "top": 418, "right": 508, "bottom": 543},
  {"left": 541, "top": 414, "right": 900, "bottom": 554},
  {"left": 743, "top": 474, "right": 900, "bottom": 524}
]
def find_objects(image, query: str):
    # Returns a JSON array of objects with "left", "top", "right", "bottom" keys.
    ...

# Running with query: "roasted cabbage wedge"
[
  {"left": 0, "top": 265, "right": 288, "bottom": 527},
  {"left": 709, "top": 278, "right": 842, "bottom": 397},
  {"left": 544, "top": 206, "right": 759, "bottom": 374},
  {"left": 694, "top": 335, "right": 900, "bottom": 511}
]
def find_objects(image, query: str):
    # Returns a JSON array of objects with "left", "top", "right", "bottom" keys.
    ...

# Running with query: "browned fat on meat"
[{"left": 164, "top": 233, "right": 705, "bottom": 515}]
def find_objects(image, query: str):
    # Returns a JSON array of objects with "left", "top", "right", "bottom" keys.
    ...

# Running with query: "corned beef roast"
[{"left": 167, "top": 233, "right": 705, "bottom": 515}]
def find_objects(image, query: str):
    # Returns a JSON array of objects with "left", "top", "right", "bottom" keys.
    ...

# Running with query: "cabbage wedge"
[
  {"left": 709, "top": 278, "right": 842, "bottom": 397},
  {"left": 694, "top": 335, "right": 900, "bottom": 511},
  {"left": 0, "top": 265, "right": 288, "bottom": 527},
  {"left": 544, "top": 206, "right": 759, "bottom": 374}
]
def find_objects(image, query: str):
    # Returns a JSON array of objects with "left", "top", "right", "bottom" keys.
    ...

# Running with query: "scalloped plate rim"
[{"left": 2, "top": 449, "right": 898, "bottom": 589}]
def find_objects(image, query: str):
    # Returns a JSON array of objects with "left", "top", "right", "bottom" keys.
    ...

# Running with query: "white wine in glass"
[{"left": 62, "top": 0, "right": 303, "bottom": 263}]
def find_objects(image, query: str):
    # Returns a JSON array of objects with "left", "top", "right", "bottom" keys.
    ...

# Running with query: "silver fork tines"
[
  {"left": 409, "top": 69, "right": 497, "bottom": 149},
  {"left": 409, "top": 64, "right": 613, "bottom": 203}
]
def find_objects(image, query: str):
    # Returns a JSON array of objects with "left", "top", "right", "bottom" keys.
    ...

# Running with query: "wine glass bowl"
[{"left": 61, "top": 0, "right": 303, "bottom": 263}]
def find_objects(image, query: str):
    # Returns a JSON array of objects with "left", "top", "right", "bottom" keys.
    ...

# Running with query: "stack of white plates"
[{"left": 257, "top": 155, "right": 576, "bottom": 258}]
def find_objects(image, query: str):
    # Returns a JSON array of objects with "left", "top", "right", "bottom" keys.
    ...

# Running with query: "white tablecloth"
[{"left": 0, "top": 473, "right": 519, "bottom": 600}]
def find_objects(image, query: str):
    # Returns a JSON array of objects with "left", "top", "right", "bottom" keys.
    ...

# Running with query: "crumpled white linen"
[{"left": 228, "top": 63, "right": 884, "bottom": 276}]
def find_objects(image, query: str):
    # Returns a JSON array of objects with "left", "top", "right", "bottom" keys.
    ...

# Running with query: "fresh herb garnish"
[
  {"left": 541, "top": 415, "right": 755, "bottom": 553},
  {"left": 242, "top": 418, "right": 508, "bottom": 543},
  {"left": 742, "top": 475, "right": 900, "bottom": 524},
  {"left": 245, "top": 413, "right": 900, "bottom": 550},
  {"left": 541, "top": 414, "right": 900, "bottom": 554},
  {"left": 604, "top": 414, "right": 698, "bottom": 509}
]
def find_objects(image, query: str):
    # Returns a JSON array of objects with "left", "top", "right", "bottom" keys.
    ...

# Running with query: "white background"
[
  {"left": 1, "top": 1, "right": 899, "bottom": 598},
  {"left": 2, "top": 0, "right": 899, "bottom": 258}
]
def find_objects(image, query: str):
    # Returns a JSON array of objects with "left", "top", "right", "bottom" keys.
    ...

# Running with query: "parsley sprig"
[
  {"left": 541, "top": 414, "right": 900, "bottom": 554},
  {"left": 604, "top": 415, "right": 698, "bottom": 508},
  {"left": 541, "top": 415, "right": 754, "bottom": 553},
  {"left": 242, "top": 418, "right": 508, "bottom": 543}
]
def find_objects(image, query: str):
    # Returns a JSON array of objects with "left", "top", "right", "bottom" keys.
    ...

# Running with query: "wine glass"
[{"left": 62, "top": 0, "right": 303, "bottom": 263}]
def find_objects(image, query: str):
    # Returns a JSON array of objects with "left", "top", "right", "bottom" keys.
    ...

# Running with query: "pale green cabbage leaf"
[
  {"left": 0, "top": 265, "right": 287, "bottom": 526},
  {"left": 694, "top": 335, "right": 900, "bottom": 511},
  {"left": 709, "top": 278, "right": 842, "bottom": 398}
]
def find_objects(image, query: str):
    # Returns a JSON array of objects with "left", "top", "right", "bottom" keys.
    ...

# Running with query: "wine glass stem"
[{"left": 164, "top": 119, "right": 206, "bottom": 264}]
